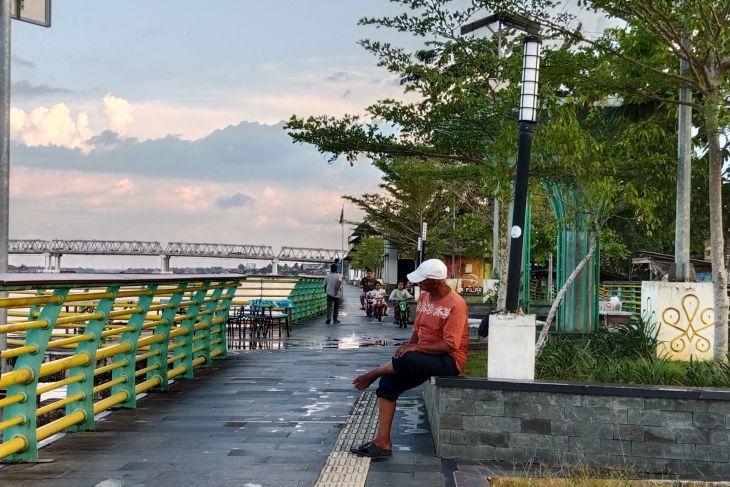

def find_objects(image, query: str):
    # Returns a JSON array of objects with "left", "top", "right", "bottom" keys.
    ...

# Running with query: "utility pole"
[
  {"left": 0, "top": 0, "right": 9, "bottom": 373},
  {"left": 670, "top": 38, "right": 693, "bottom": 282}
]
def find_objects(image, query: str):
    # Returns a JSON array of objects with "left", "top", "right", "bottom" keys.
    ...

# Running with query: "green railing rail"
[
  {"left": 0, "top": 273, "right": 241, "bottom": 462},
  {"left": 230, "top": 275, "right": 325, "bottom": 324}
]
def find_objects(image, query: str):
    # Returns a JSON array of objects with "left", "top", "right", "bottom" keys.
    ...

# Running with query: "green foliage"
[
  {"left": 522, "top": 318, "right": 730, "bottom": 387},
  {"left": 349, "top": 236, "right": 385, "bottom": 270},
  {"left": 463, "top": 349, "right": 487, "bottom": 376}
]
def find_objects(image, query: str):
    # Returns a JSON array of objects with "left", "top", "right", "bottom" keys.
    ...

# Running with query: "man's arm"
[{"left": 395, "top": 340, "right": 451, "bottom": 358}]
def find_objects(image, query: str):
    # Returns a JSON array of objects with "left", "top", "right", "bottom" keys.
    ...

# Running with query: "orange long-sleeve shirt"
[{"left": 413, "top": 290, "right": 469, "bottom": 372}]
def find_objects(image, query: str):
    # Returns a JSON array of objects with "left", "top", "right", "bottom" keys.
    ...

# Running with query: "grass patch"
[
  {"left": 465, "top": 318, "right": 730, "bottom": 387},
  {"left": 463, "top": 349, "right": 487, "bottom": 376},
  {"left": 492, "top": 478, "right": 713, "bottom": 487}
]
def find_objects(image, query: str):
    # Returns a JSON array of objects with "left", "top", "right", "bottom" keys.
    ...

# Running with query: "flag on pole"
[{"left": 338, "top": 205, "right": 344, "bottom": 225}]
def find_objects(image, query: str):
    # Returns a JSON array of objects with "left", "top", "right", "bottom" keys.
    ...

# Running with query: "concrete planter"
[
  {"left": 641, "top": 281, "right": 714, "bottom": 361},
  {"left": 424, "top": 377, "right": 730, "bottom": 478}
]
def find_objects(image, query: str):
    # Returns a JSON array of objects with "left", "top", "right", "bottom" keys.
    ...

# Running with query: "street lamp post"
[
  {"left": 505, "top": 35, "right": 541, "bottom": 313},
  {"left": 461, "top": 13, "right": 541, "bottom": 380},
  {"left": 461, "top": 14, "right": 541, "bottom": 313}
]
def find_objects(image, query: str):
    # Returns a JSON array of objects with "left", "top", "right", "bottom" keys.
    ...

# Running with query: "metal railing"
[
  {"left": 600, "top": 281, "right": 643, "bottom": 314},
  {"left": 0, "top": 273, "right": 242, "bottom": 462},
  {"left": 230, "top": 275, "right": 325, "bottom": 324},
  {"left": 0, "top": 273, "right": 328, "bottom": 462}
]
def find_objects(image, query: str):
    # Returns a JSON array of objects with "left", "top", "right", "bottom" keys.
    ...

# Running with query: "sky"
[{"left": 7, "top": 0, "right": 611, "bottom": 270}]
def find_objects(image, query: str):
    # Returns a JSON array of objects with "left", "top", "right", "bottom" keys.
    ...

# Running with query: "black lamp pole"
[
  {"left": 505, "top": 35, "right": 541, "bottom": 312},
  {"left": 504, "top": 120, "right": 535, "bottom": 312}
]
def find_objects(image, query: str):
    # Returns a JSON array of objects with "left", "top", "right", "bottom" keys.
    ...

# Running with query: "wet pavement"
[{"left": 0, "top": 284, "right": 468, "bottom": 487}]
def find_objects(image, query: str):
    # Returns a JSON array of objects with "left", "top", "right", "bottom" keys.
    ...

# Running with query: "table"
[{"left": 598, "top": 310, "right": 634, "bottom": 329}]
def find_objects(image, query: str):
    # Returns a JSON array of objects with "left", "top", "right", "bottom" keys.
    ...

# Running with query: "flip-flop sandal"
[{"left": 350, "top": 441, "right": 392, "bottom": 458}]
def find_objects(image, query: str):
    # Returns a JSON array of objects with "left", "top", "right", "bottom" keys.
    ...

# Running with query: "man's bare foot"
[{"left": 352, "top": 371, "right": 378, "bottom": 390}]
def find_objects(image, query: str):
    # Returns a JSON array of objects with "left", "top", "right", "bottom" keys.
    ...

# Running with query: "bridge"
[{"left": 8, "top": 239, "right": 344, "bottom": 273}]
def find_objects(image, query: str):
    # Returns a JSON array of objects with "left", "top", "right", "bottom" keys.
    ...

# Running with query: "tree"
[
  {"left": 470, "top": 0, "right": 730, "bottom": 357},
  {"left": 349, "top": 236, "right": 386, "bottom": 270},
  {"left": 288, "top": 0, "right": 687, "bottom": 329}
]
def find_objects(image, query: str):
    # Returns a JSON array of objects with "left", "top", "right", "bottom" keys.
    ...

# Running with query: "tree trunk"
[
  {"left": 535, "top": 231, "right": 598, "bottom": 354},
  {"left": 704, "top": 94, "right": 729, "bottom": 360},
  {"left": 496, "top": 196, "right": 510, "bottom": 311}
]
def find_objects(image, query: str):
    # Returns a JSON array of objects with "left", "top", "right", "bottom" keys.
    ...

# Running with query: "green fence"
[{"left": 289, "top": 277, "right": 326, "bottom": 323}]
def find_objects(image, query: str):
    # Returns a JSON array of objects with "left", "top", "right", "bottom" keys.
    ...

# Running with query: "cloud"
[
  {"left": 324, "top": 71, "right": 353, "bottom": 82},
  {"left": 9, "top": 167, "right": 366, "bottom": 253},
  {"left": 101, "top": 94, "right": 134, "bottom": 135},
  {"left": 10, "top": 103, "right": 93, "bottom": 152},
  {"left": 216, "top": 192, "right": 255, "bottom": 209},
  {"left": 12, "top": 80, "right": 73, "bottom": 97},
  {"left": 12, "top": 55, "right": 34, "bottom": 69},
  {"left": 11, "top": 120, "right": 383, "bottom": 189}
]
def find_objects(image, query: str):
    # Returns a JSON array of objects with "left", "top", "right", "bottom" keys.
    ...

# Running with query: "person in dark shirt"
[{"left": 359, "top": 269, "right": 378, "bottom": 309}]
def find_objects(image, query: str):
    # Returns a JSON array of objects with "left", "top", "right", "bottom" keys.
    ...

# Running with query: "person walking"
[
  {"left": 350, "top": 259, "right": 468, "bottom": 458},
  {"left": 324, "top": 263, "right": 343, "bottom": 325}
]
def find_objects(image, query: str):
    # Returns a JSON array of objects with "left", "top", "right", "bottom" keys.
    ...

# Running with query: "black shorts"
[{"left": 375, "top": 352, "right": 459, "bottom": 402}]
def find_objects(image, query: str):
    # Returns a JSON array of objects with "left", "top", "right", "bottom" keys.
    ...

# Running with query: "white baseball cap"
[{"left": 407, "top": 259, "right": 448, "bottom": 283}]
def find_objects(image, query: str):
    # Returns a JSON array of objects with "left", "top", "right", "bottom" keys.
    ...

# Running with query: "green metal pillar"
[
  {"left": 193, "top": 286, "right": 223, "bottom": 368},
  {"left": 174, "top": 284, "right": 209, "bottom": 379},
  {"left": 4, "top": 288, "right": 68, "bottom": 461},
  {"left": 65, "top": 286, "right": 120, "bottom": 432},
  {"left": 147, "top": 282, "right": 187, "bottom": 391},
  {"left": 110, "top": 284, "right": 157, "bottom": 409},
  {"left": 545, "top": 183, "right": 600, "bottom": 333},
  {"left": 214, "top": 282, "right": 239, "bottom": 360}
]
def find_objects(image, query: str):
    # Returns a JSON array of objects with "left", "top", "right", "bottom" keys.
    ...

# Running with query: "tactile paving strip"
[{"left": 314, "top": 391, "right": 379, "bottom": 487}]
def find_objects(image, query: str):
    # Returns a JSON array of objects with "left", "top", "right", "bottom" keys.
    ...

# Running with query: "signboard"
[
  {"left": 461, "top": 286, "right": 484, "bottom": 296},
  {"left": 447, "top": 257, "right": 487, "bottom": 296},
  {"left": 11, "top": 0, "right": 50, "bottom": 27}
]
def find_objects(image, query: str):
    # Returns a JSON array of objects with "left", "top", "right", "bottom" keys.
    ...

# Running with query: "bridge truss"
[
  {"left": 50, "top": 240, "right": 165, "bottom": 255},
  {"left": 164, "top": 242, "right": 275, "bottom": 260},
  {"left": 8, "top": 239, "right": 344, "bottom": 264},
  {"left": 277, "top": 247, "right": 343, "bottom": 263}
]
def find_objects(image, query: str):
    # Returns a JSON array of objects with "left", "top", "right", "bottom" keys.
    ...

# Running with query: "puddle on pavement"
[
  {"left": 397, "top": 398, "right": 429, "bottom": 435},
  {"left": 227, "top": 331, "right": 410, "bottom": 350}
]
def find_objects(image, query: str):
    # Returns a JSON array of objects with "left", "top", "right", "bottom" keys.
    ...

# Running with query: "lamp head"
[{"left": 519, "top": 35, "right": 542, "bottom": 123}]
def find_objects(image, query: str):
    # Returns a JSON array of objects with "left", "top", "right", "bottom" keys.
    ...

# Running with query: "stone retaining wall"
[{"left": 423, "top": 377, "right": 730, "bottom": 478}]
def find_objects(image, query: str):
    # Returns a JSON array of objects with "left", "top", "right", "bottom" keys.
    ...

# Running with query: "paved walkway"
[{"left": 1, "top": 284, "right": 470, "bottom": 487}]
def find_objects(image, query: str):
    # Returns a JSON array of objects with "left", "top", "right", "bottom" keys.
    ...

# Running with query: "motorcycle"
[
  {"left": 394, "top": 300, "right": 409, "bottom": 328},
  {"left": 365, "top": 294, "right": 374, "bottom": 318}
]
